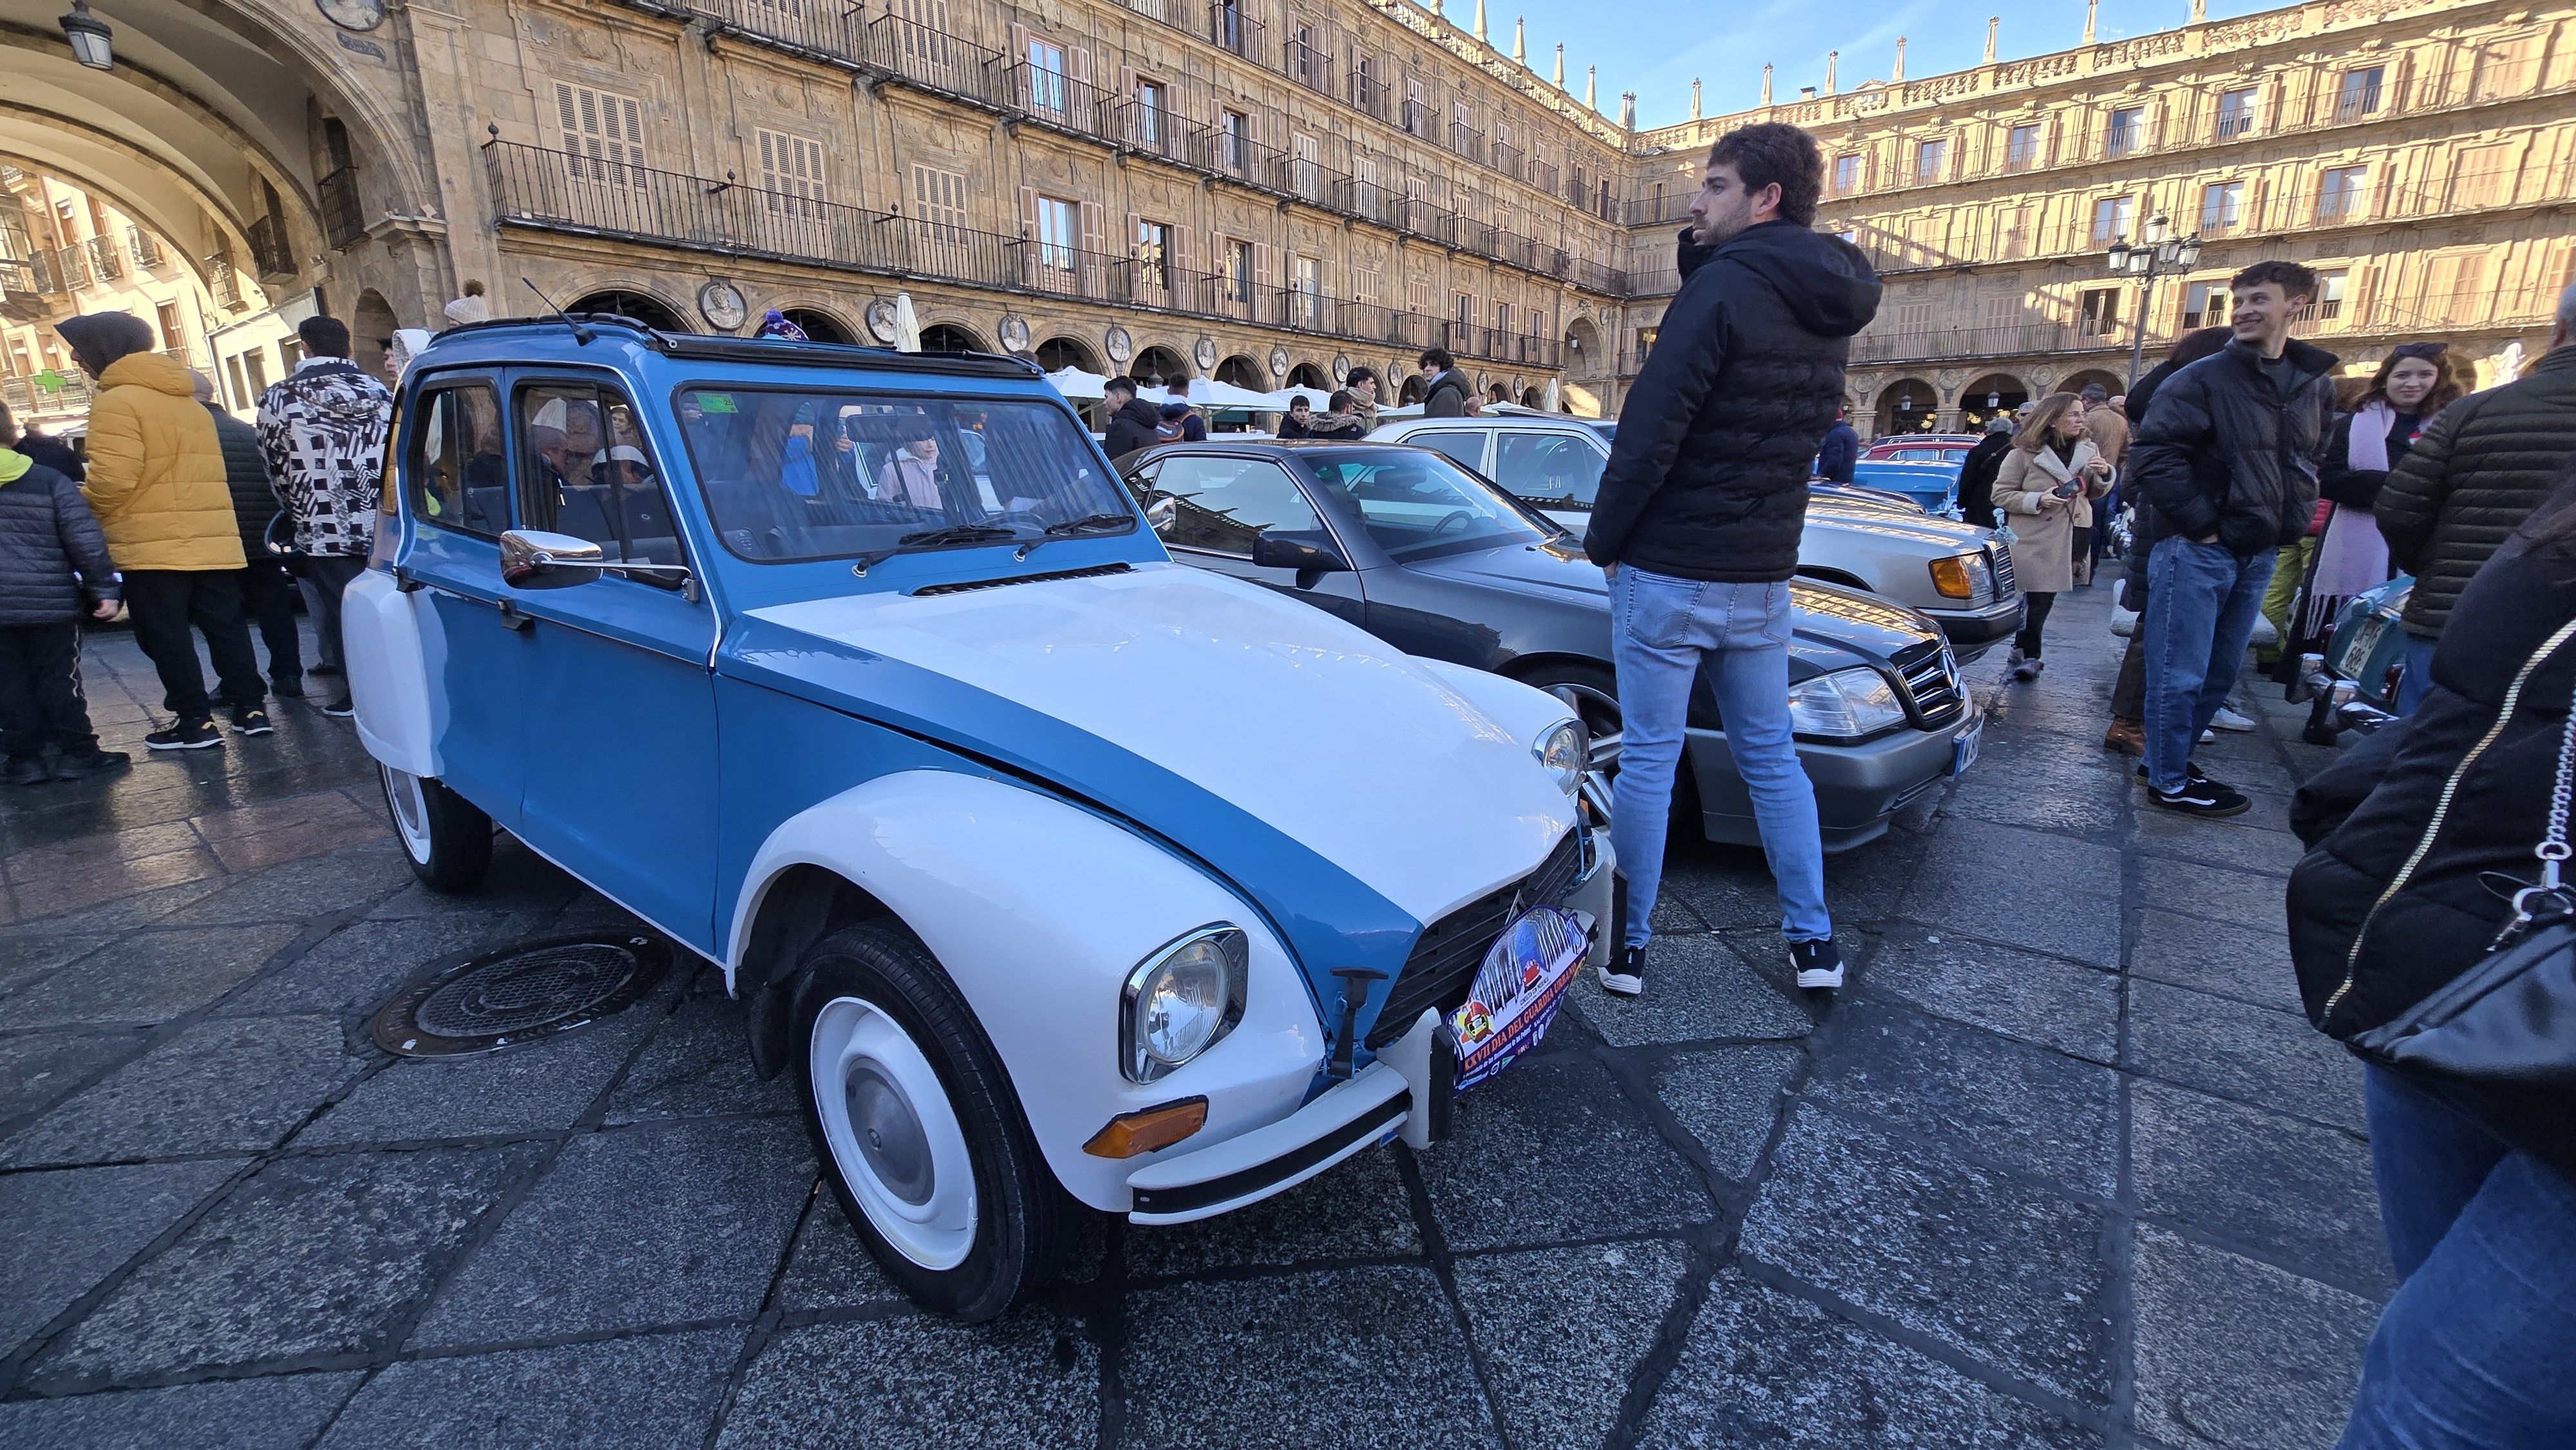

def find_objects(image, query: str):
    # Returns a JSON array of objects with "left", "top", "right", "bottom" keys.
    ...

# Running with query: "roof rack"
[{"left": 424, "top": 315, "right": 1044, "bottom": 379}]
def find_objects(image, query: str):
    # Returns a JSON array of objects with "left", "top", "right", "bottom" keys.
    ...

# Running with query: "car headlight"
[
  {"left": 1786, "top": 668, "right": 1908, "bottom": 740},
  {"left": 1122, "top": 925, "right": 1247, "bottom": 1083},
  {"left": 1534, "top": 719, "right": 1586, "bottom": 796},
  {"left": 1928, "top": 552, "right": 1993, "bottom": 603}
]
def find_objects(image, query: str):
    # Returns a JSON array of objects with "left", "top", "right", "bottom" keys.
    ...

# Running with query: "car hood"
[
  {"left": 1404, "top": 540, "right": 1938, "bottom": 672},
  {"left": 726, "top": 562, "right": 1576, "bottom": 980},
  {"left": 1805, "top": 506, "right": 1987, "bottom": 554}
]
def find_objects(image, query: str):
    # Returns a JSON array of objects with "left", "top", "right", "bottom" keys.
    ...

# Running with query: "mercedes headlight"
[
  {"left": 1534, "top": 719, "right": 1586, "bottom": 796},
  {"left": 1928, "top": 552, "right": 1994, "bottom": 603},
  {"left": 1786, "top": 668, "right": 1908, "bottom": 740},
  {"left": 1122, "top": 926, "right": 1247, "bottom": 1082}
]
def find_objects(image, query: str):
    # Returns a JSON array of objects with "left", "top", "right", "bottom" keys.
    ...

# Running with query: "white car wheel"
[
  {"left": 384, "top": 764, "right": 434, "bottom": 860},
  {"left": 808, "top": 994, "right": 979, "bottom": 1270},
  {"left": 377, "top": 761, "right": 492, "bottom": 892}
]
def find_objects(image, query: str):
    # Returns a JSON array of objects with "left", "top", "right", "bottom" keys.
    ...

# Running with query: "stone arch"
[
  {"left": 1035, "top": 335, "right": 1102, "bottom": 374},
  {"left": 1397, "top": 373, "right": 1426, "bottom": 404},
  {"left": 1522, "top": 386, "right": 1543, "bottom": 408},
  {"left": 352, "top": 288, "right": 399, "bottom": 381},
  {"left": 1215, "top": 354, "right": 1265, "bottom": 391},
  {"left": 2058, "top": 368, "right": 2125, "bottom": 400},
  {"left": 1133, "top": 344, "right": 1188, "bottom": 386},
  {"left": 918, "top": 322, "right": 987, "bottom": 353},
  {"left": 1563, "top": 315, "right": 1605, "bottom": 373},
  {"left": 1960, "top": 372, "right": 2029, "bottom": 430},
  {"left": 781, "top": 307, "right": 857, "bottom": 344},
  {"left": 1286, "top": 361, "right": 1331, "bottom": 391},
  {"left": 1876, "top": 376, "right": 1940, "bottom": 435},
  {"left": 571, "top": 289, "right": 688, "bottom": 331}
]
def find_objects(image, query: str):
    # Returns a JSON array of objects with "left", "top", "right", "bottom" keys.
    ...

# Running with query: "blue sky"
[{"left": 1455, "top": 0, "right": 2287, "bottom": 129}]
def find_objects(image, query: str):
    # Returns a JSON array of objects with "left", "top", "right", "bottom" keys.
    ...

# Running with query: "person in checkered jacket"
[{"left": 255, "top": 316, "right": 392, "bottom": 719}]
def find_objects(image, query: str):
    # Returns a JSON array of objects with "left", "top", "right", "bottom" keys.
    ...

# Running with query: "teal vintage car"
[{"left": 2291, "top": 576, "right": 2412, "bottom": 744}]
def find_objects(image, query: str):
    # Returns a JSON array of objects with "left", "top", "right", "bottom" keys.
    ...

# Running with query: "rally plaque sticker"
[{"left": 1450, "top": 907, "right": 1587, "bottom": 1091}]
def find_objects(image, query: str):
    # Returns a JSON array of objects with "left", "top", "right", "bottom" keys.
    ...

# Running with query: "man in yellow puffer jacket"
[{"left": 57, "top": 312, "right": 269, "bottom": 749}]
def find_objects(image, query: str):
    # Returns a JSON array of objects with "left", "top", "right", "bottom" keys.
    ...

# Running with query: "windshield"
[
  {"left": 1293, "top": 447, "right": 1555, "bottom": 562},
  {"left": 672, "top": 389, "right": 1133, "bottom": 563},
  {"left": 1585, "top": 421, "right": 1616, "bottom": 442}
]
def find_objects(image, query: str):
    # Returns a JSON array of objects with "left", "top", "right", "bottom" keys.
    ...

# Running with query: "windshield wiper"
[
  {"left": 1014, "top": 513, "right": 1137, "bottom": 561},
  {"left": 848, "top": 523, "right": 1026, "bottom": 577}
]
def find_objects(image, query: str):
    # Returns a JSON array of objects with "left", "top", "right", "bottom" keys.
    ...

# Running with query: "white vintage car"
[{"left": 343, "top": 318, "right": 1613, "bottom": 1319}]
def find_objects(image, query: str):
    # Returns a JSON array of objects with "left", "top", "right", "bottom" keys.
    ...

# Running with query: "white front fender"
[
  {"left": 343, "top": 566, "right": 437, "bottom": 778},
  {"left": 728, "top": 771, "right": 1328, "bottom": 1211}
]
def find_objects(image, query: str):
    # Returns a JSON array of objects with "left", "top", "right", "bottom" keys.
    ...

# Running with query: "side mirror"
[
  {"left": 500, "top": 529, "right": 696, "bottom": 598},
  {"left": 1144, "top": 496, "right": 1178, "bottom": 533},
  {"left": 1251, "top": 532, "right": 1348, "bottom": 574}
]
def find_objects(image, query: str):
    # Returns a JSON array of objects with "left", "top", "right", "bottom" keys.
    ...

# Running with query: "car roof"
[{"left": 422, "top": 315, "right": 1043, "bottom": 380}]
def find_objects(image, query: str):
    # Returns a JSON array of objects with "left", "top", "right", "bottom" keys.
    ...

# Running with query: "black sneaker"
[
  {"left": 1789, "top": 937, "right": 1846, "bottom": 990},
  {"left": 50, "top": 749, "right": 131, "bottom": 779},
  {"left": 2136, "top": 760, "right": 2221, "bottom": 787},
  {"left": 145, "top": 719, "right": 223, "bottom": 751},
  {"left": 1598, "top": 945, "right": 1646, "bottom": 997},
  {"left": 230, "top": 707, "right": 275, "bottom": 737},
  {"left": 309, "top": 663, "right": 345, "bottom": 677},
  {"left": 271, "top": 674, "right": 304, "bottom": 699},
  {"left": 4, "top": 756, "right": 46, "bottom": 787},
  {"left": 319, "top": 697, "right": 356, "bottom": 719},
  {"left": 2150, "top": 778, "right": 2251, "bottom": 817}
]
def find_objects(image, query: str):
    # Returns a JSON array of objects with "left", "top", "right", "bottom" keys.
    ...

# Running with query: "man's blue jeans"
[
  {"left": 2338, "top": 1067, "right": 2576, "bottom": 1448},
  {"left": 1606, "top": 569, "right": 1830, "bottom": 949},
  {"left": 2396, "top": 632, "right": 2438, "bottom": 717},
  {"left": 2142, "top": 538, "right": 2276, "bottom": 793}
]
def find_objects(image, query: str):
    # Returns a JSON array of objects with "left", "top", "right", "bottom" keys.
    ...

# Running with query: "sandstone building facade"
[{"left": 1624, "top": 0, "right": 2576, "bottom": 437}]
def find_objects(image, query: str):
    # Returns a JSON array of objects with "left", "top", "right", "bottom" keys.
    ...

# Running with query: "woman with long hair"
[
  {"left": 2299, "top": 344, "right": 2468, "bottom": 643},
  {"left": 1993, "top": 391, "right": 2110, "bottom": 681}
]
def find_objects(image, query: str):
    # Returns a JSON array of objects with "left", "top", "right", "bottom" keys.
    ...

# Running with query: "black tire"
[
  {"left": 379, "top": 763, "right": 493, "bottom": 892},
  {"left": 791, "top": 922, "right": 1072, "bottom": 1322},
  {"left": 1516, "top": 660, "right": 1706, "bottom": 841}
]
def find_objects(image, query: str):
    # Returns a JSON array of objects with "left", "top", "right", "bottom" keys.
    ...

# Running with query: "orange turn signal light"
[
  {"left": 1929, "top": 554, "right": 1976, "bottom": 599},
  {"left": 1083, "top": 1097, "right": 1209, "bottom": 1158}
]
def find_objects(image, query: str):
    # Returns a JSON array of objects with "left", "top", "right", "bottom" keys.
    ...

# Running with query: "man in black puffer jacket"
[
  {"left": 0, "top": 402, "right": 126, "bottom": 784},
  {"left": 1100, "top": 376, "right": 1162, "bottom": 461},
  {"left": 2126, "top": 261, "right": 2336, "bottom": 818},
  {"left": 193, "top": 372, "right": 300, "bottom": 697},
  {"left": 1584, "top": 122, "right": 1880, "bottom": 1003}
]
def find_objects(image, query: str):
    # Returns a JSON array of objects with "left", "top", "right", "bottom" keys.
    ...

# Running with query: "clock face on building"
[{"left": 314, "top": 0, "right": 385, "bottom": 33}]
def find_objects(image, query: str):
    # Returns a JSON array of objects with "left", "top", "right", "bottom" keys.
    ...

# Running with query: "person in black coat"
[
  {"left": 14, "top": 424, "right": 83, "bottom": 483},
  {"left": 1274, "top": 396, "right": 1316, "bottom": 438},
  {"left": 1814, "top": 411, "right": 1859, "bottom": 483},
  {"left": 1955, "top": 419, "right": 2013, "bottom": 529},
  {"left": 1099, "top": 376, "right": 1162, "bottom": 461},
  {"left": 193, "top": 372, "right": 301, "bottom": 696},
  {"left": 2104, "top": 326, "right": 2237, "bottom": 756},
  {"left": 0, "top": 402, "right": 126, "bottom": 783},
  {"left": 2287, "top": 467, "right": 2576, "bottom": 1445},
  {"left": 1416, "top": 350, "right": 1474, "bottom": 417}
]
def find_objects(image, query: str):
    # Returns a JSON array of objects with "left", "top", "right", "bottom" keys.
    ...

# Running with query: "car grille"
[
  {"left": 1987, "top": 541, "right": 2016, "bottom": 599},
  {"left": 1893, "top": 639, "right": 1967, "bottom": 729},
  {"left": 1367, "top": 827, "right": 1586, "bottom": 1048}
]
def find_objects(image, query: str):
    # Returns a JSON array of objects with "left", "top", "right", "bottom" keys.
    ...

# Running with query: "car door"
[
  {"left": 1129, "top": 453, "right": 1366, "bottom": 627},
  {"left": 395, "top": 375, "right": 529, "bottom": 827},
  {"left": 1403, "top": 428, "right": 1491, "bottom": 478},
  {"left": 502, "top": 373, "right": 723, "bottom": 952},
  {"left": 1492, "top": 429, "right": 1607, "bottom": 535}
]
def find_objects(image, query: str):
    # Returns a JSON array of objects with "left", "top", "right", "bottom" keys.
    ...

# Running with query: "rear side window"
[
  {"left": 1136, "top": 456, "right": 1325, "bottom": 557},
  {"left": 1406, "top": 429, "right": 1488, "bottom": 475},
  {"left": 516, "top": 381, "right": 688, "bottom": 569},
  {"left": 411, "top": 382, "right": 509, "bottom": 537},
  {"left": 1493, "top": 432, "right": 1606, "bottom": 509}
]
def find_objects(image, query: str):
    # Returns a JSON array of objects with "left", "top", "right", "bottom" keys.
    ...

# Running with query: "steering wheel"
[{"left": 1430, "top": 509, "right": 1475, "bottom": 538}]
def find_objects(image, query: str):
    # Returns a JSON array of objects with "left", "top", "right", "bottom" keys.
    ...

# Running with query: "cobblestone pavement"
[{"left": 0, "top": 586, "right": 2383, "bottom": 1449}]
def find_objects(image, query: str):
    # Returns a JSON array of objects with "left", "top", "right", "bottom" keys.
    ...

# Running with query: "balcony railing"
[
  {"left": 319, "top": 166, "right": 367, "bottom": 249},
  {"left": 82, "top": 235, "right": 124, "bottom": 283},
  {"left": 484, "top": 140, "right": 1564, "bottom": 365},
  {"left": 1002, "top": 62, "right": 1112, "bottom": 138},
  {"left": 1205, "top": 3, "right": 1263, "bottom": 61},
  {"left": 1284, "top": 39, "right": 1331, "bottom": 93},
  {"left": 207, "top": 256, "right": 247, "bottom": 311},
  {"left": 127, "top": 226, "right": 164, "bottom": 269},
  {"left": 245, "top": 212, "right": 295, "bottom": 277},
  {"left": 1347, "top": 68, "right": 1392, "bottom": 123},
  {"left": 2, "top": 372, "right": 95, "bottom": 415},
  {"left": 1490, "top": 140, "right": 1522, "bottom": 183},
  {"left": 1448, "top": 122, "right": 1484, "bottom": 164},
  {"left": 1850, "top": 283, "right": 2559, "bottom": 368},
  {"left": 52, "top": 245, "right": 90, "bottom": 290}
]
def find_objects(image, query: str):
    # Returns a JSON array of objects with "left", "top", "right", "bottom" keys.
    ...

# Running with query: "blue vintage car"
[
  {"left": 2291, "top": 575, "right": 2414, "bottom": 742},
  {"left": 1850, "top": 458, "right": 1962, "bottom": 516},
  {"left": 343, "top": 317, "right": 1611, "bottom": 1319}
]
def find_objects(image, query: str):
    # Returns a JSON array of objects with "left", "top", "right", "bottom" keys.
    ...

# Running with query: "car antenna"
[{"left": 521, "top": 276, "right": 592, "bottom": 345}]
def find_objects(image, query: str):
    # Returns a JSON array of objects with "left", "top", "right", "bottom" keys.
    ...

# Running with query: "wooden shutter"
[{"left": 1080, "top": 201, "right": 1105, "bottom": 294}]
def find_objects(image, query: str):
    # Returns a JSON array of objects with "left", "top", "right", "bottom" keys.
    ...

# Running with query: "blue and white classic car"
[{"left": 343, "top": 317, "right": 1611, "bottom": 1319}]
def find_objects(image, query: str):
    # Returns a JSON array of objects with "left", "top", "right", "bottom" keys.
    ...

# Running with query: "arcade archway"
[
  {"left": 1960, "top": 373, "right": 2029, "bottom": 430},
  {"left": 918, "top": 323, "right": 985, "bottom": 353},
  {"left": 1133, "top": 344, "right": 1188, "bottom": 385},
  {"left": 1285, "top": 361, "right": 1330, "bottom": 391},
  {"left": 1035, "top": 335, "right": 1101, "bottom": 374},
  {"left": 1877, "top": 377, "right": 1940, "bottom": 435},
  {"left": 781, "top": 307, "right": 855, "bottom": 343},
  {"left": 571, "top": 290, "right": 687, "bottom": 331},
  {"left": 1214, "top": 354, "right": 1265, "bottom": 391}
]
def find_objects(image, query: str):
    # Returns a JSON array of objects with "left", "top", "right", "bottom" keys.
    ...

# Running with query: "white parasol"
[{"left": 893, "top": 292, "right": 922, "bottom": 353}]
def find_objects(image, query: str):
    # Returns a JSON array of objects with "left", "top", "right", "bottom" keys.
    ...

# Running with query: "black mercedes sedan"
[{"left": 1119, "top": 440, "right": 1982, "bottom": 852}]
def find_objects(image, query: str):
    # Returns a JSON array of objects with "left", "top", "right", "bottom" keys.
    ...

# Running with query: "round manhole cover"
[{"left": 370, "top": 934, "right": 671, "bottom": 1058}]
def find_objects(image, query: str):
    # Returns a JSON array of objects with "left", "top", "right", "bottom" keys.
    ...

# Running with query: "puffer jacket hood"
[
  {"left": 1103, "top": 395, "right": 1164, "bottom": 459},
  {"left": 1682, "top": 221, "right": 1882, "bottom": 339},
  {"left": 55, "top": 311, "right": 155, "bottom": 377},
  {"left": 80, "top": 348, "right": 244, "bottom": 572},
  {"left": 0, "top": 450, "right": 121, "bottom": 625},
  {"left": 0, "top": 447, "right": 29, "bottom": 485}
]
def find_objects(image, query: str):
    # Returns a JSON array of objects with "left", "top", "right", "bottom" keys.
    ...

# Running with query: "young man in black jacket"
[
  {"left": 1100, "top": 375, "right": 1162, "bottom": 460},
  {"left": 1583, "top": 121, "right": 1881, "bottom": 995},
  {"left": 193, "top": 370, "right": 301, "bottom": 697},
  {"left": 2127, "top": 261, "right": 2336, "bottom": 816}
]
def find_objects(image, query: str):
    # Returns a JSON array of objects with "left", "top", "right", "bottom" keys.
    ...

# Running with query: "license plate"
[
  {"left": 1449, "top": 907, "right": 1587, "bottom": 1093},
  {"left": 2340, "top": 615, "right": 2388, "bottom": 677},
  {"left": 1952, "top": 715, "right": 1984, "bottom": 777}
]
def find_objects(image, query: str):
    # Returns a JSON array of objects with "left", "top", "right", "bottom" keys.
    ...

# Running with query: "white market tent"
[{"left": 1043, "top": 366, "right": 1108, "bottom": 399}]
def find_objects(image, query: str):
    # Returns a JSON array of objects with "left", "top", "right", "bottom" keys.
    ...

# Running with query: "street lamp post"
[{"left": 2105, "top": 214, "right": 2204, "bottom": 388}]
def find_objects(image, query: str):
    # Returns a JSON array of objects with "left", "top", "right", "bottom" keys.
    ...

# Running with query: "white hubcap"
[
  {"left": 809, "top": 995, "right": 977, "bottom": 1270},
  {"left": 382, "top": 764, "right": 433, "bottom": 862}
]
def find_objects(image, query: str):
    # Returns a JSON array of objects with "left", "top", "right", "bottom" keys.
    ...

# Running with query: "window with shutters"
[
  {"left": 1027, "top": 38, "right": 1068, "bottom": 116},
  {"left": 1293, "top": 134, "right": 1321, "bottom": 200},
  {"left": 1454, "top": 292, "right": 1474, "bottom": 325},
  {"left": 2213, "top": 86, "right": 2257, "bottom": 140},
  {"left": 2090, "top": 194, "right": 2133, "bottom": 243},
  {"left": 2333, "top": 66, "right": 2383, "bottom": 121},
  {"left": 2078, "top": 287, "right": 2121, "bottom": 338},
  {"left": 1135, "top": 79, "right": 1166, "bottom": 146},
  {"left": 2316, "top": 165, "right": 2368, "bottom": 221},
  {"left": 1137, "top": 219, "right": 1170, "bottom": 290},
  {"left": 1833, "top": 154, "right": 1861, "bottom": 194},
  {"left": 1220, "top": 109, "right": 1247, "bottom": 173},
  {"left": 2294, "top": 268, "right": 2348, "bottom": 325},
  {"left": 1406, "top": 274, "right": 1429, "bottom": 315},
  {"left": 553, "top": 82, "right": 647, "bottom": 186},
  {"left": 2105, "top": 106, "right": 2145, "bottom": 158},
  {"left": 1034, "top": 194, "right": 1077, "bottom": 274},
  {"left": 2450, "top": 144, "right": 2512, "bottom": 210},
  {"left": 1492, "top": 300, "right": 1510, "bottom": 335},
  {"left": 2198, "top": 180, "right": 2243, "bottom": 234},
  {"left": 1224, "top": 238, "right": 1252, "bottom": 305},
  {"left": 757, "top": 129, "right": 828, "bottom": 220},
  {"left": 1406, "top": 78, "right": 1428, "bottom": 137},
  {"left": 1996, "top": 204, "right": 2032, "bottom": 259},
  {"left": 911, "top": 165, "right": 969, "bottom": 276},
  {"left": 2419, "top": 252, "right": 2491, "bottom": 325},
  {"left": 2004, "top": 124, "right": 2042, "bottom": 171},
  {"left": 1290, "top": 254, "right": 1321, "bottom": 325},
  {"left": 2181, "top": 279, "right": 2226, "bottom": 329}
]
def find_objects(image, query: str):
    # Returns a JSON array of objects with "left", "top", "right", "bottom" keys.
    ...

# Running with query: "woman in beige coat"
[{"left": 1993, "top": 392, "right": 2110, "bottom": 681}]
